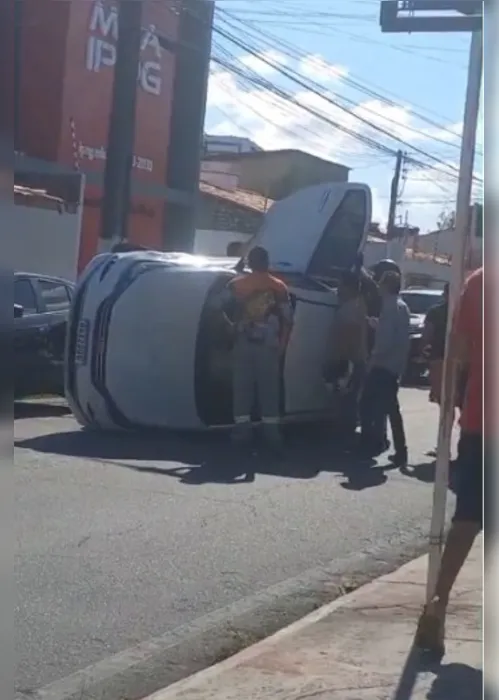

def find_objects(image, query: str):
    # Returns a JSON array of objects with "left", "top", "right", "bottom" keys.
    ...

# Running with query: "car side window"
[
  {"left": 14, "top": 278, "right": 38, "bottom": 315},
  {"left": 38, "top": 280, "right": 71, "bottom": 312}
]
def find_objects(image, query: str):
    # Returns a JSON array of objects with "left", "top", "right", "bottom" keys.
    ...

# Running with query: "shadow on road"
[
  {"left": 393, "top": 646, "right": 483, "bottom": 700},
  {"left": 14, "top": 426, "right": 405, "bottom": 489},
  {"left": 426, "top": 663, "right": 483, "bottom": 699},
  {"left": 15, "top": 427, "right": 222, "bottom": 464},
  {"left": 400, "top": 461, "right": 458, "bottom": 495},
  {"left": 14, "top": 401, "right": 72, "bottom": 420}
]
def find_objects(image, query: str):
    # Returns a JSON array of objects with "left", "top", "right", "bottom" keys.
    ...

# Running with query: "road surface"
[{"left": 15, "top": 390, "right": 455, "bottom": 699}]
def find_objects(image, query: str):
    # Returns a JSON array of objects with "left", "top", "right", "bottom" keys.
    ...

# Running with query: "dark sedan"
[
  {"left": 400, "top": 287, "right": 444, "bottom": 384},
  {"left": 14, "top": 273, "right": 74, "bottom": 398}
]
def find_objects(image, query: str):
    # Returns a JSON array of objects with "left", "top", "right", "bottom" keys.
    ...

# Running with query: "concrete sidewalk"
[{"left": 147, "top": 537, "right": 482, "bottom": 700}]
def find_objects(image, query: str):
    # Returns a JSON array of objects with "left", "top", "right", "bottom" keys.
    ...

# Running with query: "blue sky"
[{"left": 203, "top": 0, "right": 483, "bottom": 233}]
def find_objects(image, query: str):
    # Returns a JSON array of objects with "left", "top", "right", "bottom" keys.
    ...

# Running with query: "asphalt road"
[{"left": 15, "top": 390, "right": 455, "bottom": 699}]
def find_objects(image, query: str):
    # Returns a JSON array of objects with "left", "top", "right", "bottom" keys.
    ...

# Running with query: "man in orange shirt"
[
  {"left": 416, "top": 266, "right": 483, "bottom": 655},
  {"left": 221, "top": 246, "right": 294, "bottom": 452}
]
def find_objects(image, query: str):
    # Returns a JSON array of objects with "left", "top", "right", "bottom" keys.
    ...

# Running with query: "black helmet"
[{"left": 370, "top": 258, "right": 401, "bottom": 283}]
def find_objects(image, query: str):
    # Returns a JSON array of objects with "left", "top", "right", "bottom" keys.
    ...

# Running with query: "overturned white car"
[{"left": 65, "top": 181, "right": 371, "bottom": 430}]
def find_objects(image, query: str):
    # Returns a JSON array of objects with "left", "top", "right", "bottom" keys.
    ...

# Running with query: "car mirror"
[{"left": 14, "top": 304, "right": 24, "bottom": 319}]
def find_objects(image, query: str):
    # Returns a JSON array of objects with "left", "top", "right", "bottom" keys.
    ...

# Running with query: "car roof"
[{"left": 15, "top": 271, "right": 74, "bottom": 285}]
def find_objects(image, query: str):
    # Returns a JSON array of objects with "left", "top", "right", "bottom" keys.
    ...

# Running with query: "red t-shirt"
[{"left": 453, "top": 267, "right": 483, "bottom": 435}]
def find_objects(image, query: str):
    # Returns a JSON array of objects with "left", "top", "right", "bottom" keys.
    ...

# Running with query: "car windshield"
[{"left": 401, "top": 291, "right": 443, "bottom": 315}]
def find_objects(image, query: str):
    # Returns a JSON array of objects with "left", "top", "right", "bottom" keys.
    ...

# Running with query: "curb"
[
  {"left": 27, "top": 536, "right": 432, "bottom": 700},
  {"left": 145, "top": 549, "right": 433, "bottom": 700}
]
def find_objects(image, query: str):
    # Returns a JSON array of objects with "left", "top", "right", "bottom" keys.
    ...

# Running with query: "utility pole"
[
  {"left": 386, "top": 149, "right": 403, "bottom": 256},
  {"left": 380, "top": 1, "right": 483, "bottom": 609},
  {"left": 426, "top": 27, "right": 482, "bottom": 605},
  {"left": 100, "top": 0, "right": 143, "bottom": 248}
]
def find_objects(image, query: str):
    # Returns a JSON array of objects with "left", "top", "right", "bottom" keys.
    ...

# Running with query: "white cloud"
[
  {"left": 299, "top": 55, "right": 348, "bottom": 82},
  {"left": 239, "top": 50, "right": 287, "bottom": 75},
  {"left": 369, "top": 186, "right": 386, "bottom": 226},
  {"left": 205, "top": 58, "right": 482, "bottom": 232},
  {"left": 207, "top": 67, "right": 368, "bottom": 159}
]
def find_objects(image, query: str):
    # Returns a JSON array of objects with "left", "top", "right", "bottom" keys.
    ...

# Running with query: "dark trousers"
[
  {"left": 360, "top": 366, "right": 407, "bottom": 456},
  {"left": 340, "top": 362, "right": 366, "bottom": 438},
  {"left": 453, "top": 432, "right": 483, "bottom": 528}
]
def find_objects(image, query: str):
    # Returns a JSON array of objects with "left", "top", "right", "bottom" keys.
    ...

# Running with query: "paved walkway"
[{"left": 147, "top": 537, "right": 483, "bottom": 700}]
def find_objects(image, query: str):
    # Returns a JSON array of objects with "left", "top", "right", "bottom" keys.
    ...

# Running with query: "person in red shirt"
[{"left": 416, "top": 266, "right": 483, "bottom": 656}]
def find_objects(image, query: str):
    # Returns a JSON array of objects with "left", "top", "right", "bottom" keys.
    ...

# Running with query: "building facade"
[
  {"left": 203, "top": 135, "right": 262, "bottom": 155},
  {"left": 194, "top": 182, "right": 268, "bottom": 256},
  {"left": 13, "top": 0, "right": 213, "bottom": 272},
  {"left": 201, "top": 149, "right": 349, "bottom": 201}
]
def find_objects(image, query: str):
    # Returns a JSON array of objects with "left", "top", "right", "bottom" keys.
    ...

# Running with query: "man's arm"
[
  {"left": 217, "top": 281, "right": 238, "bottom": 330},
  {"left": 450, "top": 284, "right": 472, "bottom": 368},
  {"left": 331, "top": 301, "right": 364, "bottom": 363},
  {"left": 369, "top": 305, "right": 394, "bottom": 366},
  {"left": 421, "top": 306, "right": 437, "bottom": 355},
  {"left": 276, "top": 284, "right": 294, "bottom": 351}
]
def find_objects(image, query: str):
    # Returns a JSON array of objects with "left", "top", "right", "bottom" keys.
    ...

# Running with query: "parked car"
[
  {"left": 400, "top": 287, "right": 444, "bottom": 384},
  {"left": 14, "top": 272, "right": 74, "bottom": 398}
]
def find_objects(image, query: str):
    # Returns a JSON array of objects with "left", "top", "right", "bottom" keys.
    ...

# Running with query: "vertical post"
[
  {"left": 13, "top": 0, "right": 23, "bottom": 151},
  {"left": 387, "top": 150, "right": 403, "bottom": 234},
  {"left": 100, "top": 0, "right": 143, "bottom": 248},
  {"left": 426, "top": 29, "right": 483, "bottom": 603},
  {"left": 73, "top": 173, "right": 86, "bottom": 281},
  {"left": 396, "top": 210, "right": 410, "bottom": 284},
  {"left": 386, "top": 149, "right": 403, "bottom": 257}
]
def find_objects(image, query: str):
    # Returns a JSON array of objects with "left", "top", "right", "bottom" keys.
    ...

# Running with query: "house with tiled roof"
[
  {"left": 194, "top": 181, "right": 271, "bottom": 256},
  {"left": 195, "top": 147, "right": 349, "bottom": 256}
]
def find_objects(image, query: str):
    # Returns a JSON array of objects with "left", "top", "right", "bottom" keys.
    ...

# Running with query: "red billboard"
[{"left": 19, "top": 0, "right": 182, "bottom": 270}]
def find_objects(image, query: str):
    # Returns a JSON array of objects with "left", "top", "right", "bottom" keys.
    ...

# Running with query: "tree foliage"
[{"left": 436, "top": 209, "right": 456, "bottom": 230}]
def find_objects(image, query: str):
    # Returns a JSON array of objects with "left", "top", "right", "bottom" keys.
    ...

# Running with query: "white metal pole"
[
  {"left": 425, "top": 29, "right": 483, "bottom": 604},
  {"left": 74, "top": 173, "right": 86, "bottom": 281}
]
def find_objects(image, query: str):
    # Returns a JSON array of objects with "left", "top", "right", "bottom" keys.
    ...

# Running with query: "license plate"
[{"left": 75, "top": 319, "right": 90, "bottom": 366}]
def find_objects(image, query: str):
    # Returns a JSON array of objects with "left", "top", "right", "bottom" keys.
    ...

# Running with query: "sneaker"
[{"left": 415, "top": 600, "right": 446, "bottom": 659}]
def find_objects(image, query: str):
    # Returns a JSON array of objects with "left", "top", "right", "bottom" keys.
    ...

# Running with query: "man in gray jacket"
[{"left": 359, "top": 271, "right": 410, "bottom": 466}]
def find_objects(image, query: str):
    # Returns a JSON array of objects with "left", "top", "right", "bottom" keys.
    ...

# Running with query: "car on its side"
[
  {"left": 14, "top": 272, "right": 74, "bottom": 398},
  {"left": 400, "top": 287, "right": 444, "bottom": 384}
]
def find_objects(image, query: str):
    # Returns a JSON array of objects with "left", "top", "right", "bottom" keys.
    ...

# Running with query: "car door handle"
[{"left": 38, "top": 325, "right": 50, "bottom": 334}]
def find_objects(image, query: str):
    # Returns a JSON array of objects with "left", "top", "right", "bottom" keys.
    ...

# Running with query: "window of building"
[
  {"left": 14, "top": 278, "right": 38, "bottom": 315},
  {"left": 308, "top": 189, "right": 368, "bottom": 278},
  {"left": 39, "top": 280, "right": 71, "bottom": 312}
]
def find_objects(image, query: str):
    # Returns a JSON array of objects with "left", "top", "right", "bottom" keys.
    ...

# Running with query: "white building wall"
[
  {"left": 203, "top": 135, "right": 261, "bottom": 154},
  {"left": 199, "top": 160, "right": 240, "bottom": 190},
  {"left": 8, "top": 203, "right": 81, "bottom": 281},
  {"left": 417, "top": 228, "right": 483, "bottom": 260},
  {"left": 193, "top": 229, "right": 455, "bottom": 288}
]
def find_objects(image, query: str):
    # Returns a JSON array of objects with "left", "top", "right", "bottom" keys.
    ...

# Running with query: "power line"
[
  {"left": 211, "top": 23, "right": 482, "bottom": 183},
  {"left": 217, "top": 8, "right": 483, "bottom": 154},
  {"left": 171, "top": 2, "right": 481, "bottom": 161},
  {"left": 212, "top": 53, "right": 397, "bottom": 157},
  {"left": 216, "top": 21, "right": 469, "bottom": 155}
]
